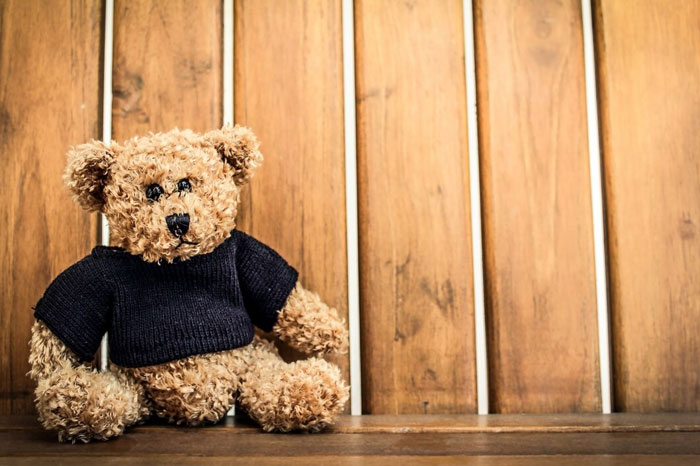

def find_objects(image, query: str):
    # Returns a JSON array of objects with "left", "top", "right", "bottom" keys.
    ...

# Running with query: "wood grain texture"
[
  {"left": 474, "top": 0, "right": 600, "bottom": 413},
  {"left": 4, "top": 418, "right": 700, "bottom": 457},
  {"left": 326, "top": 413, "right": 700, "bottom": 433},
  {"left": 233, "top": 0, "right": 349, "bottom": 403},
  {"left": 355, "top": 0, "right": 476, "bottom": 414},
  {"left": 3, "top": 456, "right": 700, "bottom": 466},
  {"left": 112, "top": 0, "right": 222, "bottom": 135},
  {"left": 4, "top": 414, "right": 700, "bottom": 464},
  {"left": 594, "top": 0, "right": 700, "bottom": 412},
  {"left": 0, "top": 0, "right": 102, "bottom": 414},
  {"left": 5, "top": 413, "right": 700, "bottom": 433}
]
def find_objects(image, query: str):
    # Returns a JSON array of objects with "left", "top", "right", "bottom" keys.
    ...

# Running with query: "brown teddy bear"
[{"left": 28, "top": 126, "right": 349, "bottom": 442}]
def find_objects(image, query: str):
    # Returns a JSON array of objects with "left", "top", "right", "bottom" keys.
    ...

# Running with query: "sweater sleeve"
[
  {"left": 33, "top": 254, "right": 113, "bottom": 363},
  {"left": 233, "top": 230, "right": 299, "bottom": 332}
]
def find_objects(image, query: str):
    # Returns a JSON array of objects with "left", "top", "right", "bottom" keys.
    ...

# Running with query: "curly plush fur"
[
  {"left": 65, "top": 126, "right": 262, "bottom": 263},
  {"left": 238, "top": 349, "right": 348, "bottom": 432},
  {"left": 29, "top": 321, "right": 148, "bottom": 442},
  {"left": 30, "top": 125, "right": 349, "bottom": 442},
  {"left": 274, "top": 283, "right": 349, "bottom": 355}
]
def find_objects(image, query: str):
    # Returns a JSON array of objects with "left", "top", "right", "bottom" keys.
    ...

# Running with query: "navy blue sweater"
[{"left": 34, "top": 230, "right": 298, "bottom": 368}]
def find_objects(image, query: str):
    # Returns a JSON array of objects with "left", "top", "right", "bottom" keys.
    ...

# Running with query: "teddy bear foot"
[
  {"left": 238, "top": 357, "right": 349, "bottom": 433},
  {"left": 35, "top": 366, "right": 145, "bottom": 443}
]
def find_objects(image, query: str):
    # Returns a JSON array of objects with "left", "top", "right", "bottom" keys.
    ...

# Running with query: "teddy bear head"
[{"left": 64, "top": 126, "right": 262, "bottom": 263}]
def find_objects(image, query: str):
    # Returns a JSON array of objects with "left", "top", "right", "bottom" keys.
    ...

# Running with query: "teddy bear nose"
[{"left": 166, "top": 213, "right": 190, "bottom": 237}]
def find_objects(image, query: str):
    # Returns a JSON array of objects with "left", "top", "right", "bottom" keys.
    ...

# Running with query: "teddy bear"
[{"left": 28, "top": 125, "right": 349, "bottom": 442}]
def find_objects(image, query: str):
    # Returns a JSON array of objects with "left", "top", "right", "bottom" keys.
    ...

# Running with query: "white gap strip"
[
  {"left": 224, "top": 0, "right": 235, "bottom": 417},
  {"left": 462, "top": 0, "right": 489, "bottom": 415},
  {"left": 342, "top": 0, "right": 362, "bottom": 416},
  {"left": 99, "top": 0, "right": 115, "bottom": 372},
  {"left": 223, "top": 0, "right": 234, "bottom": 126},
  {"left": 580, "top": 0, "right": 612, "bottom": 414}
]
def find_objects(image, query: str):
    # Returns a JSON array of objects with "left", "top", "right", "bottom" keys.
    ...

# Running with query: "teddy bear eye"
[
  {"left": 145, "top": 183, "right": 164, "bottom": 201},
  {"left": 177, "top": 178, "right": 191, "bottom": 193}
]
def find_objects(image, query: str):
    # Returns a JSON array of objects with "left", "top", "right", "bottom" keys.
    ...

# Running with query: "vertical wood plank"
[
  {"left": 110, "top": 0, "right": 221, "bottom": 372},
  {"left": 0, "top": 0, "right": 103, "bottom": 414},
  {"left": 234, "top": 0, "right": 350, "bottom": 406},
  {"left": 474, "top": 0, "right": 601, "bottom": 412},
  {"left": 112, "top": 0, "right": 222, "bottom": 135},
  {"left": 595, "top": 0, "right": 700, "bottom": 411},
  {"left": 355, "top": 0, "right": 477, "bottom": 414}
]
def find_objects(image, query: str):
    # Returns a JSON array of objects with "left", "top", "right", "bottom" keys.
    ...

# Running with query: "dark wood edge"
[{"left": 3, "top": 414, "right": 700, "bottom": 434}]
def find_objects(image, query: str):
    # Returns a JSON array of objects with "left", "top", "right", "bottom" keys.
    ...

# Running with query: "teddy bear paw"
[{"left": 239, "top": 357, "right": 349, "bottom": 432}]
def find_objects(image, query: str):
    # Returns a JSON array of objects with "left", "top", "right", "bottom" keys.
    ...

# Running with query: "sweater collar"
[{"left": 92, "top": 229, "right": 237, "bottom": 266}]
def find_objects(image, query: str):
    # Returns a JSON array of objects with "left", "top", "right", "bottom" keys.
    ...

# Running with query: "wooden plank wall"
[
  {"left": 0, "top": 0, "right": 103, "bottom": 414},
  {"left": 233, "top": 0, "right": 350, "bottom": 406},
  {"left": 112, "top": 0, "right": 222, "bottom": 134},
  {"left": 595, "top": 0, "right": 700, "bottom": 412},
  {"left": 355, "top": 0, "right": 477, "bottom": 414},
  {"left": 474, "top": 0, "right": 600, "bottom": 413},
  {"left": 1, "top": 0, "right": 700, "bottom": 415}
]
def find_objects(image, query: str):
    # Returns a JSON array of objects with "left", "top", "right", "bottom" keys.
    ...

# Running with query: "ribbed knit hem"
[{"left": 109, "top": 312, "right": 255, "bottom": 368}]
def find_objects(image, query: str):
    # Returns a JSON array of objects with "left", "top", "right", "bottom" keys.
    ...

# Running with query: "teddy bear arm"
[
  {"left": 272, "top": 282, "right": 349, "bottom": 355},
  {"left": 28, "top": 319, "right": 83, "bottom": 381},
  {"left": 29, "top": 319, "right": 148, "bottom": 442}
]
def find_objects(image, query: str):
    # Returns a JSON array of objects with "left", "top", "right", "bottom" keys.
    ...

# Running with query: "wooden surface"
[
  {"left": 474, "top": 0, "right": 600, "bottom": 413},
  {"left": 355, "top": 0, "right": 476, "bottom": 414},
  {"left": 112, "top": 0, "right": 222, "bottom": 134},
  {"left": 233, "top": 0, "right": 350, "bottom": 400},
  {"left": 3, "top": 414, "right": 700, "bottom": 464},
  {"left": 6, "top": 412, "right": 700, "bottom": 433},
  {"left": 3, "top": 456, "right": 700, "bottom": 466},
  {"left": 0, "top": 0, "right": 102, "bottom": 414},
  {"left": 595, "top": 0, "right": 700, "bottom": 412},
  {"left": 325, "top": 413, "right": 700, "bottom": 433}
]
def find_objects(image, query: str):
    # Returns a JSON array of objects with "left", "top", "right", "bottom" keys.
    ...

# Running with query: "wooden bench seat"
[{"left": 2, "top": 414, "right": 700, "bottom": 465}]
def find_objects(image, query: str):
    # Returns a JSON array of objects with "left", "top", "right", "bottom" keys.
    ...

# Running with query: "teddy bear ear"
[
  {"left": 202, "top": 125, "right": 263, "bottom": 185},
  {"left": 63, "top": 140, "right": 117, "bottom": 212}
]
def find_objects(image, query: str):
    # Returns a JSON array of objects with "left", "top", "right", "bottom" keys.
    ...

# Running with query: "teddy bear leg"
[
  {"left": 29, "top": 321, "right": 148, "bottom": 443},
  {"left": 237, "top": 341, "right": 349, "bottom": 432},
  {"left": 35, "top": 366, "right": 149, "bottom": 443},
  {"left": 126, "top": 349, "right": 244, "bottom": 426}
]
